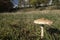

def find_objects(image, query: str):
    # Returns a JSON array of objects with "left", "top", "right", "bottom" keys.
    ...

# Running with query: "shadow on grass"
[
  {"left": 47, "top": 28, "right": 60, "bottom": 34},
  {"left": 0, "top": 7, "right": 20, "bottom": 13},
  {"left": 46, "top": 27, "right": 60, "bottom": 40}
]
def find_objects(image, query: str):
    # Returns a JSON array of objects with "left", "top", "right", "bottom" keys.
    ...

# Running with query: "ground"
[
  {"left": 0, "top": 9, "right": 60, "bottom": 40},
  {"left": 1, "top": 10, "right": 60, "bottom": 14}
]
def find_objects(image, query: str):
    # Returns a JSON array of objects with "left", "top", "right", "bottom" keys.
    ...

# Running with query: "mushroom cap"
[{"left": 34, "top": 18, "right": 53, "bottom": 25}]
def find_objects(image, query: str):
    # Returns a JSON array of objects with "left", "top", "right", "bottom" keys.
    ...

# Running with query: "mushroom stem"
[{"left": 41, "top": 26, "right": 44, "bottom": 39}]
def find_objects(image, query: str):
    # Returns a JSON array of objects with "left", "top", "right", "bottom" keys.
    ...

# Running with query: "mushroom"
[{"left": 34, "top": 18, "right": 53, "bottom": 39}]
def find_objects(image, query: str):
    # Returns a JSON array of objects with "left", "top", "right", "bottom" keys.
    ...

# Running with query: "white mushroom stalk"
[{"left": 41, "top": 26, "right": 44, "bottom": 39}]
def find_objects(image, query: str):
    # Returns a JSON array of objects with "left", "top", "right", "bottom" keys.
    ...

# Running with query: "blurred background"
[{"left": 0, "top": 0, "right": 60, "bottom": 10}]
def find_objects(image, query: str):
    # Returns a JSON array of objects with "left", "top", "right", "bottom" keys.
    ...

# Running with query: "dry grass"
[{"left": 1, "top": 10, "right": 60, "bottom": 14}]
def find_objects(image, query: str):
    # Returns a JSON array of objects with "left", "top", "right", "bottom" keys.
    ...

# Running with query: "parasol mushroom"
[{"left": 34, "top": 18, "right": 53, "bottom": 40}]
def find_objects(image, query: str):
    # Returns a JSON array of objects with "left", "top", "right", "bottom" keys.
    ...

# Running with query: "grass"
[{"left": 0, "top": 11, "right": 60, "bottom": 40}]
